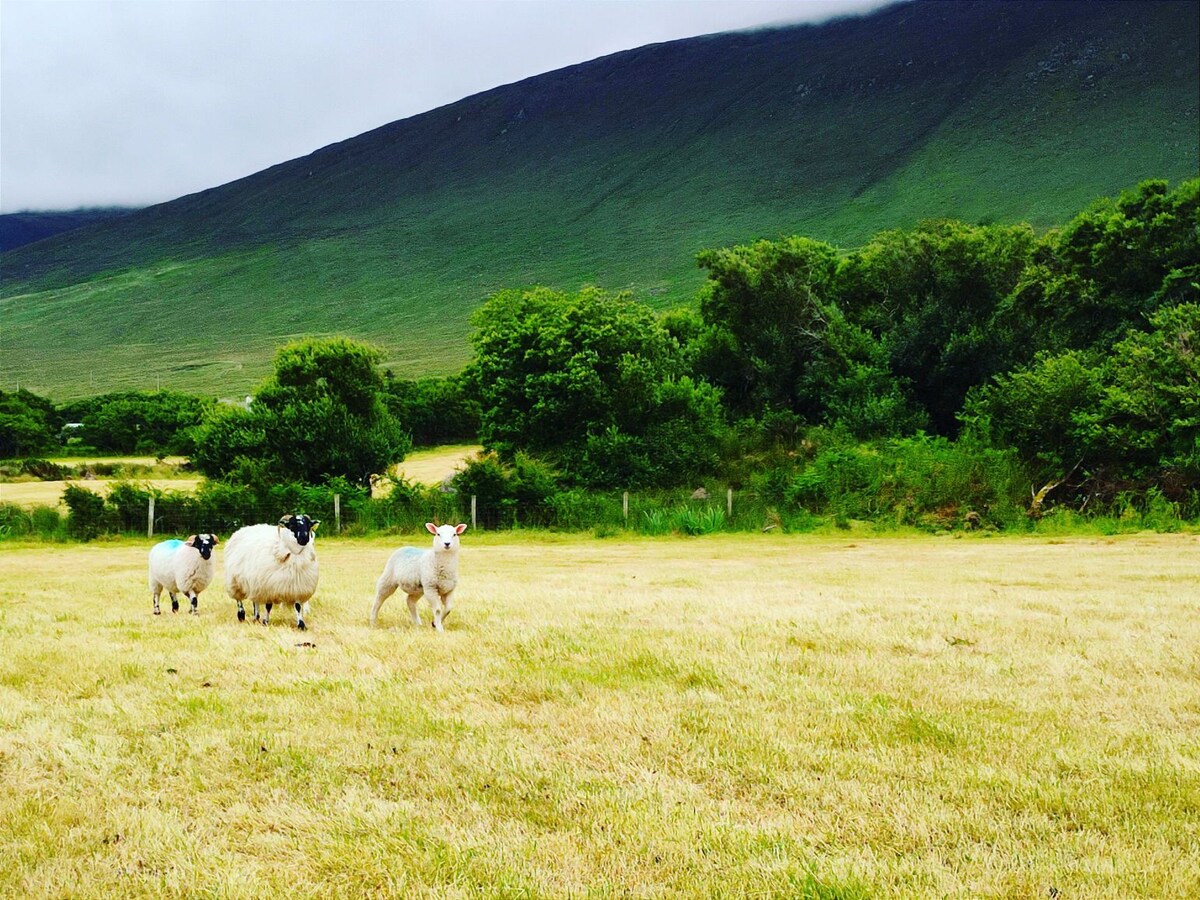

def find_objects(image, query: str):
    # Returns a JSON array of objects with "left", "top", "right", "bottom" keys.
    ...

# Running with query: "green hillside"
[
  {"left": 0, "top": 208, "right": 137, "bottom": 253},
  {"left": 2, "top": 0, "right": 1197, "bottom": 399}
]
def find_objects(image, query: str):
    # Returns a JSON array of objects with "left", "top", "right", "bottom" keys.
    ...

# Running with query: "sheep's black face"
[
  {"left": 280, "top": 514, "right": 317, "bottom": 546},
  {"left": 188, "top": 533, "right": 218, "bottom": 559}
]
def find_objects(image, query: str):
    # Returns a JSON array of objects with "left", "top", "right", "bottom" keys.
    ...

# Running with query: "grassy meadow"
[
  {"left": 0, "top": 446, "right": 478, "bottom": 509},
  {"left": 0, "top": 457, "right": 200, "bottom": 510},
  {"left": 0, "top": 480, "right": 201, "bottom": 510},
  {"left": 392, "top": 444, "right": 482, "bottom": 488},
  {"left": 2, "top": 532, "right": 1198, "bottom": 897}
]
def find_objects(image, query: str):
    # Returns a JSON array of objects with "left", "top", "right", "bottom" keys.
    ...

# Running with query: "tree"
[
  {"left": 695, "top": 236, "right": 841, "bottom": 415},
  {"left": 693, "top": 236, "right": 924, "bottom": 436},
  {"left": 60, "top": 391, "right": 215, "bottom": 455},
  {"left": 192, "top": 337, "right": 409, "bottom": 488},
  {"left": 998, "top": 179, "right": 1200, "bottom": 361},
  {"left": 836, "top": 220, "right": 1036, "bottom": 435},
  {"left": 961, "top": 350, "right": 1104, "bottom": 484},
  {"left": 467, "top": 287, "right": 724, "bottom": 487},
  {"left": 964, "top": 303, "right": 1200, "bottom": 498},
  {"left": 0, "top": 389, "right": 58, "bottom": 458},
  {"left": 1090, "top": 302, "right": 1200, "bottom": 483},
  {"left": 383, "top": 375, "right": 480, "bottom": 446}
]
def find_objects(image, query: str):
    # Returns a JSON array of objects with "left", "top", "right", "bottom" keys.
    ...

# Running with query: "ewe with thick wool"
[
  {"left": 224, "top": 514, "right": 319, "bottom": 629},
  {"left": 148, "top": 534, "right": 219, "bottom": 615},
  {"left": 372, "top": 522, "right": 467, "bottom": 631}
]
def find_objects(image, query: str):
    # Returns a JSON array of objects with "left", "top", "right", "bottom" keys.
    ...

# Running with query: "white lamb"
[
  {"left": 371, "top": 522, "right": 467, "bottom": 632},
  {"left": 224, "top": 514, "right": 320, "bottom": 629},
  {"left": 148, "top": 534, "right": 219, "bottom": 615}
]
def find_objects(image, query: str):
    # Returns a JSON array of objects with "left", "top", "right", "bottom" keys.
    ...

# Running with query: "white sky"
[{"left": 0, "top": 0, "right": 893, "bottom": 212}]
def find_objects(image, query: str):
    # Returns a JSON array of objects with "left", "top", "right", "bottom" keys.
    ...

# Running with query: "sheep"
[
  {"left": 371, "top": 522, "right": 467, "bottom": 632},
  {"left": 148, "top": 533, "right": 219, "bottom": 615},
  {"left": 224, "top": 514, "right": 320, "bottom": 629}
]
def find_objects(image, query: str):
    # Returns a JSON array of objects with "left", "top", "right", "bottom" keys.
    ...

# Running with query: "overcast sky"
[{"left": 1, "top": 0, "right": 892, "bottom": 213}]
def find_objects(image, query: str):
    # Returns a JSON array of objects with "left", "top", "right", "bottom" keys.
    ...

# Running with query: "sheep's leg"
[
  {"left": 153, "top": 585, "right": 162, "bottom": 616},
  {"left": 170, "top": 592, "right": 179, "bottom": 613},
  {"left": 441, "top": 590, "right": 455, "bottom": 624},
  {"left": 425, "top": 590, "right": 444, "bottom": 632},
  {"left": 236, "top": 599, "right": 246, "bottom": 622},
  {"left": 294, "top": 601, "right": 306, "bottom": 631},
  {"left": 406, "top": 592, "right": 422, "bottom": 626},
  {"left": 189, "top": 592, "right": 199, "bottom": 615},
  {"left": 261, "top": 602, "right": 273, "bottom": 626},
  {"left": 371, "top": 577, "right": 398, "bottom": 627},
  {"left": 252, "top": 601, "right": 260, "bottom": 622}
]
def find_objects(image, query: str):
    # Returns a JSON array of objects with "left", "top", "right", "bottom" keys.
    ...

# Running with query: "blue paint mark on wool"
[
  {"left": 400, "top": 547, "right": 423, "bottom": 557},
  {"left": 161, "top": 540, "right": 184, "bottom": 550}
]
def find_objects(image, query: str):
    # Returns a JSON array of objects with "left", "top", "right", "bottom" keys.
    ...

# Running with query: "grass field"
[
  {"left": 2, "top": 533, "right": 1198, "bottom": 897},
  {"left": 46, "top": 456, "right": 189, "bottom": 468},
  {"left": 0, "top": 446, "right": 476, "bottom": 507},
  {"left": 391, "top": 444, "right": 482, "bottom": 489},
  {"left": 0, "top": 479, "right": 202, "bottom": 509}
]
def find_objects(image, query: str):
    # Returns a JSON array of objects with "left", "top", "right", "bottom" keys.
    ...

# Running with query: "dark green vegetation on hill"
[
  {"left": 2, "top": 0, "right": 1197, "bottom": 398},
  {"left": 0, "top": 208, "right": 137, "bottom": 253}
]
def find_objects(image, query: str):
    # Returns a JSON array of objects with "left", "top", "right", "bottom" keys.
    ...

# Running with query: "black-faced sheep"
[
  {"left": 224, "top": 514, "right": 319, "bottom": 629},
  {"left": 149, "top": 534, "right": 218, "bottom": 615}
]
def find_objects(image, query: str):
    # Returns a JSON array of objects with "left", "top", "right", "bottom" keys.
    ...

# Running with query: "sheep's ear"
[
  {"left": 310, "top": 521, "right": 320, "bottom": 533},
  {"left": 454, "top": 523, "right": 467, "bottom": 535},
  {"left": 425, "top": 522, "right": 438, "bottom": 535},
  {"left": 211, "top": 534, "right": 220, "bottom": 545},
  {"left": 185, "top": 535, "right": 198, "bottom": 545},
  {"left": 278, "top": 515, "right": 293, "bottom": 527}
]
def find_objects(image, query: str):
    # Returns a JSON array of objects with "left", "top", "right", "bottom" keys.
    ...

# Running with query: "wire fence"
[
  {"left": 135, "top": 488, "right": 769, "bottom": 536},
  {"left": 2, "top": 486, "right": 782, "bottom": 539}
]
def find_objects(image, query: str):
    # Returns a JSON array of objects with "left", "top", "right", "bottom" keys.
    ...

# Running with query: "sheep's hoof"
[
  {"left": 260, "top": 619, "right": 270, "bottom": 627},
  {"left": 237, "top": 609, "right": 245, "bottom": 622},
  {"left": 171, "top": 601, "right": 179, "bottom": 613},
  {"left": 297, "top": 620, "right": 307, "bottom": 631},
  {"left": 153, "top": 608, "right": 161, "bottom": 616}
]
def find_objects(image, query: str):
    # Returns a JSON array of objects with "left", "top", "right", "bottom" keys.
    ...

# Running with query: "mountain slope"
[
  {"left": 2, "top": 0, "right": 1197, "bottom": 399},
  {"left": 0, "top": 209, "right": 137, "bottom": 253}
]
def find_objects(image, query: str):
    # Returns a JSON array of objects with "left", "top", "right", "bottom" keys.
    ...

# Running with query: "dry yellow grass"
[
  {"left": 397, "top": 444, "right": 481, "bottom": 485},
  {"left": 1, "top": 532, "right": 1198, "bottom": 897},
  {"left": 0, "top": 479, "right": 201, "bottom": 509},
  {"left": 47, "top": 456, "right": 190, "bottom": 468},
  {"left": 375, "top": 444, "right": 482, "bottom": 496}
]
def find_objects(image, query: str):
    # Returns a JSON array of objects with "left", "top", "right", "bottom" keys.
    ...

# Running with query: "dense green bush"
[
  {"left": 8, "top": 458, "right": 69, "bottom": 480},
  {"left": 758, "top": 434, "right": 1028, "bottom": 530},
  {"left": 58, "top": 390, "right": 214, "bottom": 455},
  {"left": 63, "top": 485, "right": 110, "bottom": 540},
  {"left": 0, "top": 503, "right": 66, "bottom": 540}
]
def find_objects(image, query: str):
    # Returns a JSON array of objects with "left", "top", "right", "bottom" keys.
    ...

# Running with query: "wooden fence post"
[
  {"left": 623, "top": 491, "right": 629, "bottom": 522},
  {"left": 147, "top": 495, "right": 155, "bottom": 538},
  {"left": 727, "top": 487, "right": 733, "bottom": 518},
  {"left": 334, "top": 494, "right": 341, "bottom": 533},
  {"left": 471, "top": 494, "right": 477, "bottom": 530}
]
